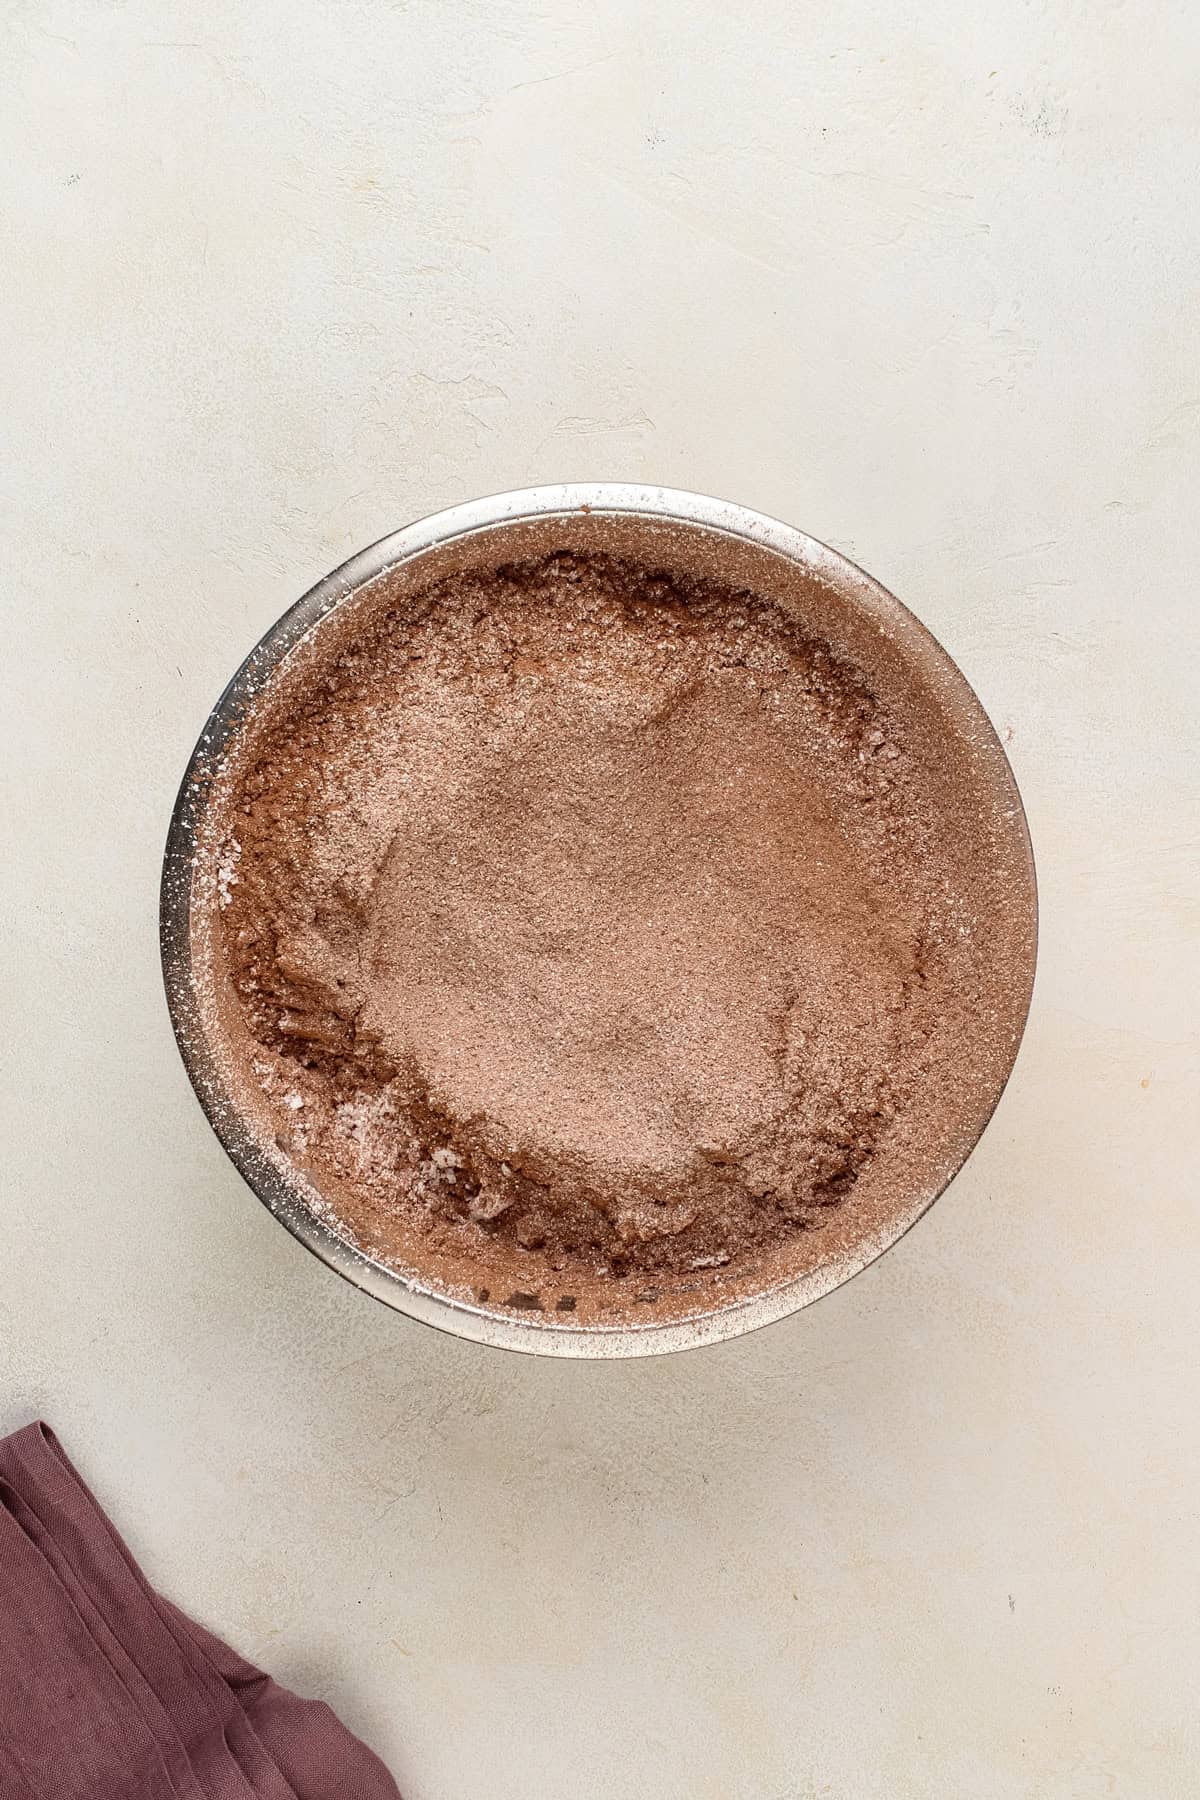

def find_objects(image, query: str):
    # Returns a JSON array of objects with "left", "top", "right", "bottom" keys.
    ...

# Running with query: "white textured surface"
[{"left": 2, "top": 3, "right": 1198, "bottom": 1795}]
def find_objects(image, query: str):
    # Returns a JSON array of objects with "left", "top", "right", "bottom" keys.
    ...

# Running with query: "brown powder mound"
[{"left": 207, "top": 549, "right": 971, "bottom": 1313}]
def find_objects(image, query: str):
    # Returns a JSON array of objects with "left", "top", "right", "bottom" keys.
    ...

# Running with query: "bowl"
[{"left": 161, "top": 484, "right": 1036, "bottom": 1356}]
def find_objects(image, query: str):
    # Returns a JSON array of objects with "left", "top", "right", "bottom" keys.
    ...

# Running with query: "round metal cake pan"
[{"left": 161, "top": 484, "right": 1037, "bottom": 1357}]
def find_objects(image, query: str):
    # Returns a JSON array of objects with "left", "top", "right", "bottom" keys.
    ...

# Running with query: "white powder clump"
[{"left": 217, "top": 840, "right": 242, "bottom": 908}]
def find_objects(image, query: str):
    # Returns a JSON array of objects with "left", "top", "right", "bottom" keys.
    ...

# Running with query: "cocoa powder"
[{"left": 195, "top": 545, "right": 1024, "bottom": 1324}]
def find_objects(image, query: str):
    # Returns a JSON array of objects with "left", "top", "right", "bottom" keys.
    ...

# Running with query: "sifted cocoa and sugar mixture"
[{"left": 194, "top": 545, "right": 1020, "bottom": 1323}]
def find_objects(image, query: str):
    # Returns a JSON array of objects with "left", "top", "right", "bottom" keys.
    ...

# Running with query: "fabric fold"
[{"left": 0, "top": 1424, "right": 400, "bottom": 1800}]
